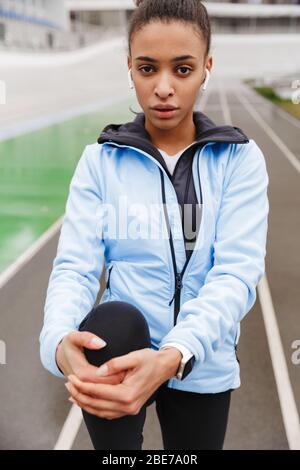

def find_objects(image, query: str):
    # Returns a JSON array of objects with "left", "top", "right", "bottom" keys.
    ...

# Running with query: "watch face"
[{"left": 181, "top": 355, "right": 195, "bottom": 380}]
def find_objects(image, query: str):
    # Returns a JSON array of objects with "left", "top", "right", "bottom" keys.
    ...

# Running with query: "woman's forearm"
[{"left": 157, "top": 347, "right": 182, "bottom": 381}]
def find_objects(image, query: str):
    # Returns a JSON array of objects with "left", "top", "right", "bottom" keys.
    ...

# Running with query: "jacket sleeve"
[
  {"left": 159, "top": 139, "right": 270, "bottom": 363},
  {"left": 39, "top": 144, "right": 106, "bottom": 378}
]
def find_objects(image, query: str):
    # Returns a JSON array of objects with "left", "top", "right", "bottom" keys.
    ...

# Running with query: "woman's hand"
[
  {"left": 64, "top": 347, "right": 182, "bottom": 420},
  {"left": 56, "top": 331, "right": 126, "bottom": 385}
]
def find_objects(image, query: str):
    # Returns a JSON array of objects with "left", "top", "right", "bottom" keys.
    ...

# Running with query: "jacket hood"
[{"left": 97, "top": 110, "right": 249, "bottom": 149}]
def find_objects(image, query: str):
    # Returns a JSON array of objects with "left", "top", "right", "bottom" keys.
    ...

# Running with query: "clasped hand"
[{"left": 65, "top": 348, "right": 167, "bottom": 420}]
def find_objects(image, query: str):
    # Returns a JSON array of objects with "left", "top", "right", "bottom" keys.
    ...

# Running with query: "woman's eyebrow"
[{"left": 135, "top": 55, "right": 196, "bottom": 62}]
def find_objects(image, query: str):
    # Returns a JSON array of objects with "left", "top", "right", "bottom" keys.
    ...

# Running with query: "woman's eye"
[
  {"left": 139, "top": 66, "right": 192, "bottom": 75},
  {"left": 177, "top": 66, "right": 192, "bottom": 75},
  {"left": 139, "top": 66, "right": 154, "bottom": 73}
]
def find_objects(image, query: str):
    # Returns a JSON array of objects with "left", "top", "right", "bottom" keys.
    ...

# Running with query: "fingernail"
[
  {"left": 65, "top": 382, "right": 71, "bottom": 391},
  {"left": 96, "top": 364, "right": 109, "bottom": 376},
  {"left": 68, "top": 397, "right": 76, "bottom": 404},
  {"left": 90, "top": 337, "right": 107, "bottom": 347}
]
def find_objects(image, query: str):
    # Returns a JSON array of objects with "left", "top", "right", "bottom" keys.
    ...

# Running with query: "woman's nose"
[{"left": 155, "top": 75, "right": 174, "bottom": 96}]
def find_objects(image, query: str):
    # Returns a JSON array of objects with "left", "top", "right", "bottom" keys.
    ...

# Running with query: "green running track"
[{"left": 0, "top": 98, "right": 134, "bottom": 273}]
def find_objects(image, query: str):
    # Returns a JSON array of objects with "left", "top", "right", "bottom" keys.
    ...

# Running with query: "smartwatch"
[
  {"left": 176, "top": 351, "right": 195, "bottom": 380},
  {"left": 160, "top": 344, "right": 195, "bottom": 380}
]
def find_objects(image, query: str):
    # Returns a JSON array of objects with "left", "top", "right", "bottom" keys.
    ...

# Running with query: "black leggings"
[{"left": 78, "top": 300, "right": 232, "bottom": 450}]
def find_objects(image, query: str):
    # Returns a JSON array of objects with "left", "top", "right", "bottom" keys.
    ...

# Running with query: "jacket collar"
[
  {"left": 98, "top": 110, "right": 249, "bottom": 148},
  {"left": 97, "top": 111, "right": 249, "bottom": 179}
]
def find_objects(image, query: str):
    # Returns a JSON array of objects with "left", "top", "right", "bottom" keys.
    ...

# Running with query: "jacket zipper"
[
  {"left": 234, "top": 330, "right": 240, "bottom": 364},
  {"left": 101, "top": 138, "right": 247, "bottom": 326},
  {"left": 235, "top": 344, "right": 240, "bottom": 364},
  {"left": 106, "top": 265, "right": 113, "bottom": 293},
  {"left": 101, "top": 141, "right": 196, "bottom": 321},
  {"left": 103, "top": 141, "right": 200, "bottom": 326},
  {"left": 160, "top": 161, "right": 203, "bottom": 326}
]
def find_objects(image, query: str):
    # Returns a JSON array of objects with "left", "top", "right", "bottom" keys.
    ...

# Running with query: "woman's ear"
[
  {"left": 128, "top": 69, "right": 135, "bottom": 90},
  {"left": 127, "top": 55, "right": 134, "bottom": 89},
  {"left": 201, "top": 69, "right": 210, "bottom": 91},
  {"left": 204, "top": 56, "right": 213, "bottom": 77}
]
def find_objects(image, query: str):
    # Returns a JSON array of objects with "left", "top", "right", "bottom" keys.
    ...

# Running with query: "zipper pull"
[
  {"left": 168, "top": 293, "right": 175, "bottom": 306},
  {"left": 175, "top": 272, "right": 182, "bottom": 291},
  {"left": 106, "top": 266, "right": 113, "bottom": 290},
  {"left": 168, "top": 273, "right": 182, "bottom": 306}
]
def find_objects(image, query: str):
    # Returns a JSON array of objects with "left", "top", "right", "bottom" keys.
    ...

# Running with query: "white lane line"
[
  {"left": 0, "top": 216, "right": 63, "bottom": 290},
  {"left": 258, "top": 275, "right": 300, "bottom": 450},
  {"left": 269, "top": 104, "right": 300, "bottom": 131},
  {"left": 219, "top": 80, "right": 300, "bottom": 449},
  {"left": 53, "top": 404, "right": 83, "bottom": 450},
  {"left": 217, "top": 81, "right": 232, "bottom": 126},
  {"left": 240, "top": 82, "right": 300, "bottom": 131},
  {"left": 235, "top": 89, "right": 300, "bottom": 174}
]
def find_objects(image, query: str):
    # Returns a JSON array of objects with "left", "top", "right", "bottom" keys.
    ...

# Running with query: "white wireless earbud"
[
  {"left": 201, "top": 68, "right": 210, "bottom": 91},
  {"left": 128, "top": 68, "right": 134, "bottom": 90}
]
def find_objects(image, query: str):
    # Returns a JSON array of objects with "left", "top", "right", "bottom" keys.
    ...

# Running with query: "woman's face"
[{"left": 128, "top": 20, "right": 212, "bottom": 130}]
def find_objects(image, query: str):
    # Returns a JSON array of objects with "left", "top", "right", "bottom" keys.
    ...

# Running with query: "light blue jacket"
[{"left": 39, "top": 111, "right": 269, "bottom": 393}]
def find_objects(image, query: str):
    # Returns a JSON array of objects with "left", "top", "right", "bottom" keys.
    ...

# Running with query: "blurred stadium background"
[{"left": 0, "top": 0, "right": 299, "bottom": 451}]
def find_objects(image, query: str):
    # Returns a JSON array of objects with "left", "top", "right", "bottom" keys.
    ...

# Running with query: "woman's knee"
[{"left": 78, "top": 300, "right": 152, "bottom": 367}]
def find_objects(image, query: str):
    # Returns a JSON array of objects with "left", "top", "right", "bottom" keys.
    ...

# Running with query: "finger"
[
  {"left": 68, "top": 397, "right": 78, "bottom": 405},
  {"left": 87, "top": 373, "right": 124, "bottom": 386},
  {"left": 66, "top": 382, "right": 126, "bottom": 413},
  {"left": 68, "top": 374, "right": 130, "bottom": 404},
  {"left": 95, "top": 351, "right": 140, "bottom": 377},
  {"left": 78, "top": 402, "right": 128, "bottom": 420},
  {"left": 69, "top": 358, "right": 124, "bottom": 385},
  {"left": 69, "top": 331, "right": 107, "bottom": 350},
  {"left": 67, "top": 382, "right": 98, "bottom": 399},
  {"left": 72, "top": 359, "right": 125, "bottom": 384}
]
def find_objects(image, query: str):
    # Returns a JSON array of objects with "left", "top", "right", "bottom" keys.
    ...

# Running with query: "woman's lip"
[{"left": 152, "top": 108, "right": 178, "bottom": 118}]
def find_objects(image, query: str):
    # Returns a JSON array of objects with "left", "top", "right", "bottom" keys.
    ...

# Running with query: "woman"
[{"left": 39, "top": 0, "right": 269, "bottom": 450}]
